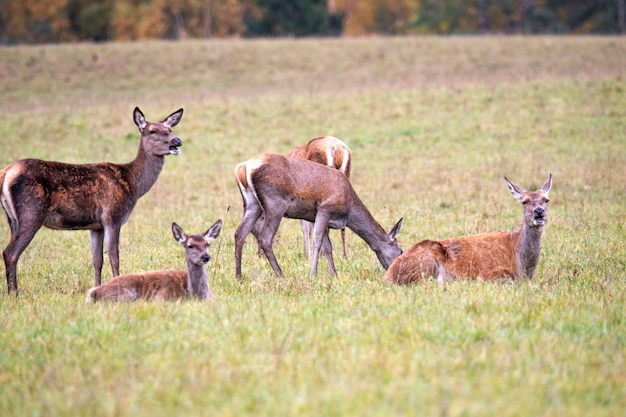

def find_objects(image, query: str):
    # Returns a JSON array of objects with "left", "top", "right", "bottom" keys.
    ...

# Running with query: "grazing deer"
[
  {"left": 86, "top": 220, "right": 222, "bottom": 301},
  {"left": 234, "top": 153, "right": 403, "bottom": 280},
  {"left": 384, "top": 174, "right": 552, "bottom": 284},
  {"left": 253, "top": 136, "right": 353, "bottom": 259},
  {"left": 0, "top": 107, "right": 183, "bottom": 294},
  {"left": 287, "top": 136, "right": 352, "bottom": 258}
]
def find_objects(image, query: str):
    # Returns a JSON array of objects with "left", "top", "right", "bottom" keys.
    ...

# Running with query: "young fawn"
[
  {"left": 384, "top": 174, "right": 552, "bottom": 284},
  {"left": 234, "top": 153, "right": 402, "bottom": 280},
  {"left": 86, "top": 220, "right": 222, "bottom": 301},
  {"left": 1, "top": 107, "right": 183, "bottom": 294}
]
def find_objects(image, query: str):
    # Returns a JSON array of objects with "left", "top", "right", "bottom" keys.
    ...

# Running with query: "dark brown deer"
[
  {"left": 384, "top": 174, "right": 552, "bottom": 284},
  {"left": 0, "top": 107, "right": 183, "bottom": 294},
  {"left": 287, "top": 136, "right": 352, "bottom": 258},
  {"left": 234, "top": 153, "right": 403, "bottom": 280},
  {"left": 86, "top": 220, "right": 222, "bottom": 301}
]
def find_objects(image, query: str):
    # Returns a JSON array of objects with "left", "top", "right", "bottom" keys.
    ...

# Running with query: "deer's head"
[
  {"left": 172, "top": 220, "right": 222, "bottom": 266},
  {"left": 134, "top": 107, "right": 184, "bottom": 156},
  {"left": 505, "top": 174, "right": 552, "bottom": 228}
]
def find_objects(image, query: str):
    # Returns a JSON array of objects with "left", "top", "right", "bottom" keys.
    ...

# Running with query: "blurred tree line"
[{"left": 1, "top": 0, "right": 624, "bottom": 43}]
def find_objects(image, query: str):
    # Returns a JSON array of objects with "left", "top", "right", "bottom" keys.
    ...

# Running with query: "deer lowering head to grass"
[
  {"left": 287, "top": 136, "right": 352, "bottom": 258},
  {"left": 384, "top": 174, "right": 552, "bottom": 284},
  {"left": 0, "top": 107, "right": 183, "bottom": 294},
  {"left": 234, "top": 153, "right": 403, "bottom": 280},
  {"left": 86, "top": 220, "right": 222, "bottom": 301}
]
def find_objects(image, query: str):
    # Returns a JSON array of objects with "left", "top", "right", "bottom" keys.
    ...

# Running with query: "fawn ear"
[
  {"left": 541, "top": 173, "right": 553, "bottom": 196},
  {"left": 162, "top": 108, "right": 183, "bottom": 128},
  {"left": 388, "top": 218, "right": 403, "bottom": 241},
  {"left": 172, "top": 222, "right": 187, "bottom": 243},
  {"left": 133, "top": 107, "right": 146, "bottom": 132},
  {"left": 504, "top": 176, "right": 525, "bottom": 201},
  {"left": 204, "top": 219, "right": 222, "bottom": 244}
]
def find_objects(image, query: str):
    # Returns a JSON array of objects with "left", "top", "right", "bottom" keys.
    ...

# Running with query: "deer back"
[
  {"left": 237, "top": 154, "right": 355, "bottom": 223},
  {"left": 288, "top": 136, "right": 352, "bottom": 179}
]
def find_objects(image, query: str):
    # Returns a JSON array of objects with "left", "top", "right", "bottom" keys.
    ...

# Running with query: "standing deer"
[
  {"left": 0, "top": 107, "right": 183, "bottom": 294},
  {"left": 384, "top": 174, "right": 552, "bottom": 284},
  {"left": 86, "top": 220, "right": 222, "bottom": 301},
  {"left": 287, "top": 136, "right": 352, "bottom": 258},
  {"left": 234, "top": 153, "right": 403, "bottom": 280},
  {"left": 253, "top": 136, "right": 352, "bottom": 259}
]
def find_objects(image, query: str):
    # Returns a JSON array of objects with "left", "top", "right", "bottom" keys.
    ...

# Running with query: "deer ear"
[
  {"left": 204, "top": 219, "right": 222, "bottom": 243},
  {"left": 133, "top": 107, "right": 146, "bottom": 131},
  {"left": 172, "top": 222, "right": 187, "bottom": 243},
  {"left": 388, "top": 218, "right": 403, "bottom": 241},
  {"left": 162, "top": 108, "right": 183, "bottom": 128},
  {"left": 541, "top": 173, "right": 552, "bottom": 196},
  {"left": 504, "top": 176, "right": 525, "bottom": 201}
]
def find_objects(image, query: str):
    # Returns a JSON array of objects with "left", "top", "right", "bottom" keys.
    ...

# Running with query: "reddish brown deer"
[
  {"left": 0, "top": 107, "right": 183, "bottom": 294},
  {"left": 384, "top": 174, "right": 552, "bottom": 284},
  {"left": 86, "top": 220, "right": 222, "bottom": 301},
  {"left": 287, "top": 136, "right": 352, "bottom": 258},
  {"left": 234, "top": 153, "right": 403, "bottom": 280}
]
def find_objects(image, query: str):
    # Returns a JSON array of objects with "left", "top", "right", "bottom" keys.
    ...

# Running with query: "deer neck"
[
  {"left": 128, "top": 146, "right": 165, "bottom": 198},
  {"left": 516, "top": 222, "right": 544, "bottom": 279},
  {"left": 186, "top": 259, "right": 211, "bottom": 299},
  {"left": 346, "top": 201, "right": 387, "bottom": 252}
]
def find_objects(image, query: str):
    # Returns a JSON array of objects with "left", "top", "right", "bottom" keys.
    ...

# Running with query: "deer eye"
[{"left": 149, "top": 129, "right": 157, "bottom": 135}]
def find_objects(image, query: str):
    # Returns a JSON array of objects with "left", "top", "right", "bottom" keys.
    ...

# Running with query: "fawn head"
[
  {"left": 505, "top": 174, "right": 552, "bottom": 228},
  {"left": 134, "top": 107, "right": 184, "bottom": 156},
  {"left": 172, "top": 220, "right": 223, "bottom": 266}
]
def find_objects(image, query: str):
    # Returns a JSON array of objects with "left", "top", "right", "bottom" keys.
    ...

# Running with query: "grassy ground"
[{"left": 0, "top": 36, "right": 625, "bottom": 416}]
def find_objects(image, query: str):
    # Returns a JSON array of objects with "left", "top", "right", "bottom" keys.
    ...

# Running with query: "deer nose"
[
  {"left": 534, "top": 207, "right": 545, "bottom": 217},
  {"left": 201, "top": 254, "right": 210, "bottom": 264},
  {"left": 172, "top": 137, "right": 182, "bottom": 147}
]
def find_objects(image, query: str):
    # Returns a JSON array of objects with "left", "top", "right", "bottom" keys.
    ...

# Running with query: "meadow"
[{"left": 0, "top": 36, "right": 625, "bottom": 416}]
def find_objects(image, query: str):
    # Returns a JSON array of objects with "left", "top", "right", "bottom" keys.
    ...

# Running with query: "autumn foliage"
[{"left": 0, "top": 0, "right": 623, "bottom": 43}]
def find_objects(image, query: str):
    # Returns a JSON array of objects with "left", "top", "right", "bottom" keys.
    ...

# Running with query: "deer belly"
[
  {"left": 43, "top": 210, "right": 102, "bottom": 230},
  {"left": 284, "top": 199, "right": 317, "bottom": 222}
]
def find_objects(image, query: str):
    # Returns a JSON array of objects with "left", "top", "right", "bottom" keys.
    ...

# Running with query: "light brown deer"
[
  {"left": 287, "top": 136, "right": 352, "bottom": 258},
  {"left": 253, "top": 136, "right": 352, "bottom": 259},
  {"left": 234, "top": 153, "right": 403, "bottom": 280},
  {"left": 384, "top": 174, "right": 552, "bottom": 284},
  {"left": 0, "top": 107, "right": 183, "bottom": 294},
  {"left": 86, "top": 220, "right": 222, "bottom": 301}
]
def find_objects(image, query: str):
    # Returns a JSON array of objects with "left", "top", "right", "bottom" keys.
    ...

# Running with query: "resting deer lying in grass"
[
  {"left": 234, "top": 153, "right": 403, "bottom": 280},
  {"left": 86, "top": 220, "right": 222, "bottom": 301},
  {"left": 384, "top": 174, "right": 552, "bottom": 284},
  {"left": 254, "top": 136, "right": 352, "bottom": 259},
  {"left": 0, "top": 107, "right": 183, "bottom": 294}
]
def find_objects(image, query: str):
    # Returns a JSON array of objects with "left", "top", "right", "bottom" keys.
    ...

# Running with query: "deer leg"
[
  {"left": 234, "top": 205, "right": 263, "bottom": 280},
  {"left": 321, "top": 231, "right": 336, "bottom": 277},
  {"left": 104, "top": 224, "right": 122, "bottom": 280},
  {"left": 300, "top": 220, "right": 313, "bottom": 258},
  {"left": 3, "top": 220, "right": 44, "bottom": 294},
  {"left": 311, "top": 211, "right": 332, "bottom": 277},
  {"left": 340, "top": 227, "right": 347, "bottom": 258},
  {"left": 257, "top": 214, "right": 284, "bottom": 277},
  {"left": 251, "top": 213, "right": 265, "bottom": 258},
  {"left": 90, "top": 229, "right": 105, "bottom": 286}
]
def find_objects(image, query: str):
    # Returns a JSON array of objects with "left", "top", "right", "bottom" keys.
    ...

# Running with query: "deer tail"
[{"left": 85, "top": 286, "right": 99, "bottom": 302}]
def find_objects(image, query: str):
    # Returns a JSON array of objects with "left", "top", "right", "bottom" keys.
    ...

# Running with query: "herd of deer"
[{"left": 0, "top": 107, "right": 553, "bottom": 301}]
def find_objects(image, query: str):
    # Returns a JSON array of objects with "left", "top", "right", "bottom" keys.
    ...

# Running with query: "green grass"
[{"left": 0, "top": 36, "right": 625, "bottom": 416}]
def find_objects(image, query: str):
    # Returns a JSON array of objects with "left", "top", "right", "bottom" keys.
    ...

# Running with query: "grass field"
[{"left": 0, "top": 36, "right": 625, "bottom": 416}]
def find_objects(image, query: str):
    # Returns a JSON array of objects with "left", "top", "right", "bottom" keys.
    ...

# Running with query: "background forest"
[{"left": 1, "top": 0, "right": 625, "bottom": 43}]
